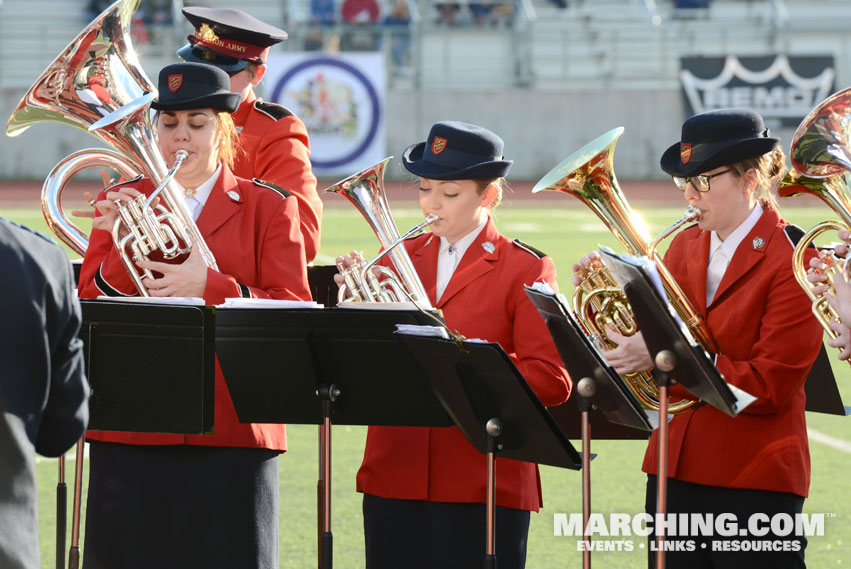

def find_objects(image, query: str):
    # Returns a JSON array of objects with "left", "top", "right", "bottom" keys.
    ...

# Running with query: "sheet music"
[
  {"left": 96, "top": 296, "right": 205, "bottom": 306},
  {"left": 218, "top": 298, "right": 323, "bottom": 309},
  {"left": 395, "top": 324, "right": 450, "bottom": 339},
  {"left": 599, "top": 248, "right": 701, "bottom": 348},
  {"left": 340, "top": 301, "right": 424, "bottom": 311},
  {"left": 728, "top": 383, "right": 757, "bottom": 414}
]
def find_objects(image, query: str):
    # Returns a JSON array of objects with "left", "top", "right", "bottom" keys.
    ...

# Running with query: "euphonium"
[
  {"left": 325, "top": 157, "right": 435, "bottom": 307},
  {"left": 5, "top": 0, "right": 217, "bottom": 295},
  {"left": 778, "top": 86, "right": 851, "bottom": 348},
  {"left": 533, "top": 127, "right": 718, "bottom": 414}
]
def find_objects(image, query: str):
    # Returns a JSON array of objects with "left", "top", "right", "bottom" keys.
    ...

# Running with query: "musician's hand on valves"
[
  {"left": 70, "top": 171, "right": 123, "bottom": 221},
  {"left": 136, "top": 246, "right": 208, "bottom": 298},
  {"left": 601, "top": 325, "right": 653, "bottom": 375},
  {"left": 333, "top": 250, "right": 363, "bottom": 288},
  {"left": 826, "top": 318, "right": 851, "bottom": 360},
  {"left": 572, "top": 250, "right": 601, "bottom": 287},
  {"left": 806, "top": 251, "right": 832, "bottom": 296}
]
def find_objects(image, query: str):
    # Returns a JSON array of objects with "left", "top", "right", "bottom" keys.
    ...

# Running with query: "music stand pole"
[
  {"left": 318, "top": 385, "right": 339, "bottom": 569},
  {"left": 577, "top": 378, "right": 595, "bottom": 569},
  {"left": 485, "top": 419, "right": 501, "bottom": 569},
  {"left": 653, "top": 350, "right": 676, "bottom": 569},
  {"left": 56, "top": 457, "right": 66, "bottom": 569}
]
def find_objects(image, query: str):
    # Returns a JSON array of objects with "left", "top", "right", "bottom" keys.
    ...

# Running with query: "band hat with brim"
[
  {"left": 660, "top": 108, "right": 780, "bottom": 177},
  {"left": 150, "top": 63, "right": 241, "bottom": 113},
  {"left": 178, "top": 7, "right": 287, "bottom": 72},
  {"left": 402, "top": 121, "right": 513, "bottom": 180}
]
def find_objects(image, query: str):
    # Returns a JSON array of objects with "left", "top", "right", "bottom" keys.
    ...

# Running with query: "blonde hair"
[
  {"left": 474, "top": 177, "right": 507, "bottom": 209},
  {"left": 214, "top": 111, "right": 243, "bottom": 170},
  {"left": 728, "top": 146, "right": 786, "bottom": 211}
]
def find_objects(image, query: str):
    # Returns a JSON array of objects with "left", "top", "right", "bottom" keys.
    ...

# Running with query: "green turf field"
[{"left": 3, "top": 198, "right": 850, "bottom": 568}]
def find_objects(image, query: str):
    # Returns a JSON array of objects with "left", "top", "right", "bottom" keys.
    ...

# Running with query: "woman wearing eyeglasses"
[{"left": 575, "top": 109, "right": 822, "bottom": 568}]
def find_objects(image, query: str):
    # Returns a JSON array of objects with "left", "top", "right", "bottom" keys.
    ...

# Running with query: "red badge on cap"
[
  {"left": 431, "top": 136, "right": 448, "bottom": 155},
  {"left": 168, "top": 74, "right": 183, "bottom": 93},
  {"left": 680, "top": 143, "right": 692, "bottom": 164}
]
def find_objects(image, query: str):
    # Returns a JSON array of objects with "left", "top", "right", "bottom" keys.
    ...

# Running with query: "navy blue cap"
[
  {"left": 178, "top": 7, "right": 287, "bottom": 73},
  {"left": 151, "top": 63, "right": 241, "bottom": 113},
  {"left": 660, "top": 108, "right": 780, "bottom": 177},
  {"left": 402, "top": 121, "right": 513, "bottom": 180}
]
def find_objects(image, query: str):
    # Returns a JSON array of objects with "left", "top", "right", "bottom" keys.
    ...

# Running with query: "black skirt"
[
  {"left": 363, "top": 493, "right": 531, "bottom": 569},
  {"left": 83, "top": 441, "right": 280, "bottom": 569}
]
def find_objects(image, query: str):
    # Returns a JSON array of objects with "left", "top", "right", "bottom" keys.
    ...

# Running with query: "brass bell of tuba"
[
  {"left": 325, "top": 157, "right": 436, "bottom": 308},
  {"left": 778, "top": 86, "right": 851, "bottom": 350},
  {"left": 533, "top": 127, "right": 718, "bottom": 415},
  {"left": 5, "top": 0, "right": 217, "bottom": 295}
]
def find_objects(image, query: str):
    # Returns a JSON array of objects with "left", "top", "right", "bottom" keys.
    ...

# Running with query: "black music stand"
[
  {"left": 80, "top": 300, "right": 215, "bottom": 433},
  {"left": 62, "top": 299, "right": 215, "bottom": 568},
  {"left": 525, "top": 285, "right": 655, "bottom": 569},
  {"left": 214, "top": 306, "right": 451, "bottom": 569},
  {"left": 803, "top": 345, "right": 850, "bottom": 415},
  {"left": 395, "top": 332, "right": 582, "bottom": 569},
  {"left": 599, "top": 250, "right": 755, "bottom": 569}
]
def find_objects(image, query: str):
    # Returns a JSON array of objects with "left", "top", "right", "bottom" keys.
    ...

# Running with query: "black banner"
[{"left": 680, "top": 55, "right": 835, "bottom": 128}]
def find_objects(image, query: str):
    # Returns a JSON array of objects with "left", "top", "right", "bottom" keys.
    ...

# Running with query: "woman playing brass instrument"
[
  {"left": 336, "top": 121, "right": 571, "bottom": 569},
  {"left": 77, "top": 62, "right": 311, "bottom": 569},
  {"left": 575, "top": 109, "right": 822, "bottom": 567}
]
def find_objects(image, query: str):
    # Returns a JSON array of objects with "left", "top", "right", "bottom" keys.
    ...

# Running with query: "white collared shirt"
[
  {"left": 175, "top": 163, "right": 222, "bottom": 221},
  {"left": 435, "top": 219, "right": 488, "bottom": 302},
  {"left": 706, "top": 202, "right": 763, "bottom": 305}
]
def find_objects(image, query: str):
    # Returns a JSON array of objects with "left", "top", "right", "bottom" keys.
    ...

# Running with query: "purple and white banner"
[{"left": 266, "top": 53, "right": 386, "bottom": 176}]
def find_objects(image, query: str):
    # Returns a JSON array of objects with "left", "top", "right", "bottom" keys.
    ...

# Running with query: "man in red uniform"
[{"left": 177, "top": 7, "right": 323, "bottom": 262}]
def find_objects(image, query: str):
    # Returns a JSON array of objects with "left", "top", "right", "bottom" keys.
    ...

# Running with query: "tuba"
[
  {"left": 534, "top": 127, "right": 718, "bottom": 414},
  {"left": 325, "top": 157, "right": 436, "bottom": 308},
  {"left": 5, "top": 0, "right": 217, "bottom": 295},
  {"left": 778, "top": 87, "right": 851, "bottom": 348}
]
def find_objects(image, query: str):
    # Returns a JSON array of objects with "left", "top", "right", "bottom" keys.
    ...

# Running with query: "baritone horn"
[
  {"left": 533, "top": 127, "right": 718, "bottom": 414},
  {"left": 325, "top": 157, "right": 435, "bottom": 307},
  {"left": 5, "top": 0, "right": 217, "bottom": 296},
  {"left": 778, "top": 86, "right": 851, "bottom": 350}
]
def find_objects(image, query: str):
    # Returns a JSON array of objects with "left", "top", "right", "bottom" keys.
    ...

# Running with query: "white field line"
[{"left": 808, "top": 427, "right": 851, "bottom": 454}]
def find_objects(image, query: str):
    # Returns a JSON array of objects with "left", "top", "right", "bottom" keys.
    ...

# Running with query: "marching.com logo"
[{"left": 554, "top": 513, "right": 830, "bottom": 552}]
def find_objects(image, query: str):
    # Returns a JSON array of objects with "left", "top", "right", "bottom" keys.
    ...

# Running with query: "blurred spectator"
[
  {"left": 145, "top": 0, "right": 174, "bottom": 26},
  {"left": 342, "top": 0, "right": 380, "bottom": 23},
  {"left": 435, "top": 0, "right": 463, "bottom": 26},
  {"left": 341, "top": 0, "right": 381, "bottom": 50},
  {"left": 85, "top": 0, "right": 113, "bottom": 21},
  {"left": 307, "top": 0, "right": 338, "bottom": 51},
  {"left": 384, "top": 0, "right": 412, "bottom": 70},
  {"left": 469, "top": 0, "right": 511, "bottom": 26},
  {"left": 311, "top": 0, "right": 338, "bottom": 26}
]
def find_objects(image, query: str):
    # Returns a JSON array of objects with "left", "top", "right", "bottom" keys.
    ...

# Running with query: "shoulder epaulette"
[
  {"left": 253, "top": 178, "right": 292, "bottom": 198},
  {"left": 512, "top": 238, "right": 546, "bottom": 259},
  {"left": 784, "top": 224, "right": 814, "bottom": 249},
  {"left": 253, "top": 100, "right": 294, "bottom": 121}
]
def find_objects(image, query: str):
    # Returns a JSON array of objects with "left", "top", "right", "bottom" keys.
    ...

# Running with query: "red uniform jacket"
[
  {"left": 78, "top": 167, "right": 311, "bottom": 450},
  {"left": 642, "top": 207, "right": 821, "bottom": 497},
  {"left": 232, "top": 91, "right": 322, "bottom": 263},
  {"left": 356, "top": 218, "right": 571, "bottom": 511}
]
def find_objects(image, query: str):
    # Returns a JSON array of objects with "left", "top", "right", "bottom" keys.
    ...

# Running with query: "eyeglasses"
[{"left": 673, "top": 168, "right": 732, "bottom": 193}]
